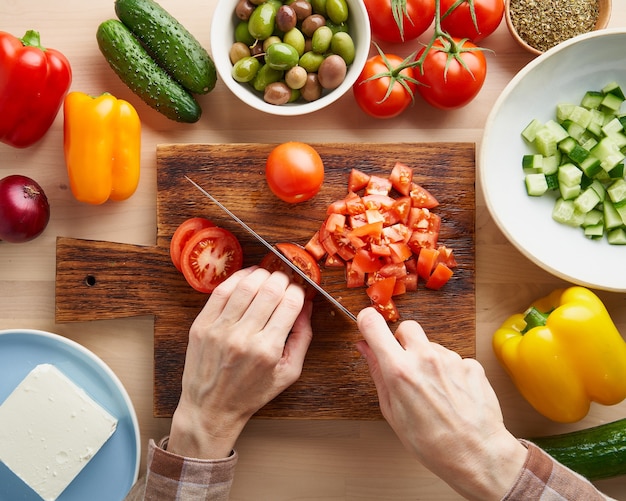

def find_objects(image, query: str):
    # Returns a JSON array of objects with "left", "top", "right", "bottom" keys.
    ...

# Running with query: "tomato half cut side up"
[
  {"left": 180, "top": 227, "right": 243, "bottom": 293},
  {"left": 170, "top": 217, "right": 215, "bottom": 271},
  {"left": 260, "top": 242, "right": 322, "bottom": 300}
]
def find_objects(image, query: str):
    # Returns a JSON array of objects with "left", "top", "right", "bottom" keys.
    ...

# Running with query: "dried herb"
[{"left": 509, "top": 0, "right": 600, "bottom": 53}]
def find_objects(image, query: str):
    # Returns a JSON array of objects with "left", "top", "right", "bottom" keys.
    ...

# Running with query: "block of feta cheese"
[{"left": 0, "top": 363, "right": 118, "bottom": 501}]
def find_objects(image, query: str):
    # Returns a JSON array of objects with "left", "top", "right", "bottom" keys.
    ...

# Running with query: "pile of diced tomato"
[{"left": 305, "top": 162, "right": 457, "bottom": 321}]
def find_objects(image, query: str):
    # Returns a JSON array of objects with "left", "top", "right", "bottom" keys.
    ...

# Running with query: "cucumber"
[
  {"left": 96, "top": 19, "right": 201, "bottom": 123},
  {"left": 115, "top": 0, "right": 216, "bottom": 95},
  {"left": 529, "top": 418, "right": 626, "bottom": 480}
]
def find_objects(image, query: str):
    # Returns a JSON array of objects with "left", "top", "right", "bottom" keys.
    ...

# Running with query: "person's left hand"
[{"left": 168, "top": 266, "right": 313, "bottom": 459}]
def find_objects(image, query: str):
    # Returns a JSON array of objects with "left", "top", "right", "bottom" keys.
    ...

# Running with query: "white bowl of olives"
[{"left": 211, "top": 0, "right": 371, "bottom": 116}]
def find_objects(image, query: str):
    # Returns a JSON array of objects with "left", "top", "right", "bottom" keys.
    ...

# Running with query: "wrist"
[{"left": 167, "top": 404, "right": 247, "bottom": 460}]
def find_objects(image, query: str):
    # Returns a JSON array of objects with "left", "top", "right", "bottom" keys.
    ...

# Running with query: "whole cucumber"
[
  {"left": 96, "top": 19, "right": 201, "bottom": 123},
  {"left": 115, "top": 0, "right": 216, "bottom": 95}
]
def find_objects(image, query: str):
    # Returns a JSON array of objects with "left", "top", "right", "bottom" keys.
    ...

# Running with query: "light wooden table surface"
[{"left": 1, "top": 1, "right": 625, "bottom": 499}]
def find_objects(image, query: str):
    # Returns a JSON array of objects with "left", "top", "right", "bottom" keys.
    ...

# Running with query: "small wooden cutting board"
[{"left": 56, "top": 142, "right": 476, "bottom": 419}]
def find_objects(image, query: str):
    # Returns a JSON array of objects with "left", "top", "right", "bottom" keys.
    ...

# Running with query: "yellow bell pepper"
[
  {"left": 493, "top": 286, "right": 626, "bottom": 423},
  {"left": 63, "top": 91, "right": 140, "bottom": 205}
]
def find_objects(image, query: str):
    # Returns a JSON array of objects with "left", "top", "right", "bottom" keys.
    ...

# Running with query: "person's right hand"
[
  {"left": 356, "top": 307, "right": 527, "bottom": 501},
  {"left": 168, "top": 266, "right": 313, "bottom": 460}
]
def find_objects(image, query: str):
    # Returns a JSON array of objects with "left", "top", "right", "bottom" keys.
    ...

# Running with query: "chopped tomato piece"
[
  {"left": 346, "top": 261, "right": 365, "bottom": 288},
  {"left": 408, "top": 208, "right": 441, "bottom": 233},
  {"left": 391, "top": 196, "right": 411, "bottom": 223},
  {"left": 362, "top": 194, "right": 395, "bottom": 211},
  {"left": 410, "top": 182, "right": 439, "bottom": 208},
  {"left": 327, "top": 199, "right": 347, "bottom": 215},
  {"left": 345, "top": 193, "right": 366, "bottom": 215},
  {"left": 425, "top": 262, "right": 454, "bottom": 290},
  {"left": 348, "top": 168, "right": 370, "bottom": 192},
  {"left": 351, "top": 248, "right": 382, "bottom": 274},
  {"left": 417, "top": 247, "right": 440, "bottom": 280},
  {"left": 326, "top": 212, "right": 346, "bottom": 233},
  {"left": 366, "top": 276, "right": 396, "bottom": 305},
  {"left": 324, "top": 254, "right": 345, "bottom": 267},
  {"left": 389, "top": 242, "right": 413, "bottom": 263},
  {"left": 389, "top": 162, "right": 413, "bottom": 196},
  {"left": 349, "top": 221, "right": 384, "bottom": 238},
  {"left": 408, "top": 229, "right": 439, "bottom": 253},
  {"left": 374, "top": 298, "right": 400, "bottom": 322},
  {"left": 437, "top": 245, "right": 458, "bottom": 268},
  {"left": 305, "top": 230, "right": 326, "bottom": 261},
  {"left": 392, "top": 278, "right": 407, "bottom": 296},
  {"left": 404, "top": 273, "right": 418, "bottom": 291},
  {"left": 365, "top": 175, "right": 392, "bottom": 196}
]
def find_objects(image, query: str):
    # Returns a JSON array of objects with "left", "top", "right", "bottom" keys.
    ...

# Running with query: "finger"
[
  {"left": 281, "top": 299, "right": 314, "bottom": 377},
  {"left": 237, "top": 271, "right": 294, "bottom": 332},
  {"left": 217, "top": 267, "right": 277, "bottom": 325},
  {"left": 260, "top": 280, "right": 306, "bottom": 348},
  {"left": 393, "top": 319, "right": 429, "bottom": 351},
  {"left": 192, "top": 266, "right": 258, "bottom": 327},
  {"left": 355, "top": 339, "right": 391, "bottom": 411},
  {"left": 356, "top": 307, "right": 404, "bottom": 364}
]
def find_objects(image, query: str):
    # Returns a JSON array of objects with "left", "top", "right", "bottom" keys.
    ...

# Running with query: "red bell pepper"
[{"left": 0, "top": 30, "right": 72, "bottom": 148}]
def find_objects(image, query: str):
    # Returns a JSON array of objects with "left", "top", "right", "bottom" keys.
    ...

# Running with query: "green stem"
[
  {"left": 20, "top": 30, "right": 44, "bottom": 50},
  {"left": 521, "top": 306, "right": 552, "bottom": 334}
]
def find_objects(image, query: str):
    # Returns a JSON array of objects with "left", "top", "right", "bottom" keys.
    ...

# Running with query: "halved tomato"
[
  {"left": 260, "top": 242, "right": 322, "bottom": 300},
  {"left": 180, "top": 226, "right": 243, "bottom": 293},
  {"left": 170, "top": 217, "right": 215, "bottom": 271}
]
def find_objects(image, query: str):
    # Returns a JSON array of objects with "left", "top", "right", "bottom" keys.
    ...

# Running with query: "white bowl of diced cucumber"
[{"left": 480, "top": 28, "right": 626, "bottom": 292}]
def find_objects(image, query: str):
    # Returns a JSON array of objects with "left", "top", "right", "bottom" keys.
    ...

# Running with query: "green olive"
[
  {"left": 311, "top": 25, "right": 333, "bottom": 54},
  {"left": 235, "top": 21, "right": 255, "bottom": 45},
  {"left": 232, "top": 56, "right": 261, "bottom": 83},
  {"left": 251, "top": 63, "right": 284, "bottom": 92},
  {"left": 265, "top": 42, "right": 300, "bottom": 71},
  {"left": 310, "top": 0, "right": 327, "bottom": 16},
  {"left": 330, "top": 32, "right": 355, "bottom": 65},
  {"left": 325, "top": 0, "right": 349, "bottom": 24},
  {"left": 283, "top": 27, "right": 305, "bottom": 55},
  {"left": 248, "top": 2, "right": 277, "bottom": 41},
  {"left": 299, "top": 50, "right": 325, "bottom": 73}
]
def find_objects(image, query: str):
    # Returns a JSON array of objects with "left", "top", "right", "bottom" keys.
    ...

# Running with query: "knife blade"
[{"left": 185, "top": 176, "right": 357, "bottom": 323}]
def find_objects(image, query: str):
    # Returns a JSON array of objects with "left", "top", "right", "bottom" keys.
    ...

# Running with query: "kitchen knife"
[{"left": 185, "top": 176, "right": 358, "bottom": 323}]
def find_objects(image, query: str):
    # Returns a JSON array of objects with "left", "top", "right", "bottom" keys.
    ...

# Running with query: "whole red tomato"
[
  {"left": 440, "top": 0, "right": 504, "bottom": 42},
  {"left": 266, "top": 142, "right": 324, "bottom": 203},
  {"left": 415, "top": 37, "right": 487, "bottom": 110},
  {"left": 364, "top": 0, "right": 436, "bottom": 43},
  {"left": 353, "top": 51, "right": 418, "bottom": 119}
]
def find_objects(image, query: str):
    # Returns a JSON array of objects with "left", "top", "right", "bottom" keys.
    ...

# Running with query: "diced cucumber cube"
[
  {"left": 615, "top": 200, "right": 626, "bottom": 225},
  {"left": 534, "top": 127, "right": 558, "bottom": 156},
  {"left": 588, "top": 179, "right": 606, "bottom": 202},
  {"left": 591, "top": 136, "right": 626, "bottom": 171},
  {"left": 560, "top": 183, "right": 581, "bottom": 200},
  {"left": 584, "top": 222, "right": 605, "bottom": 239},
  {"left": 544, "top": 120, "right": 569, "bottom": 143},
  {"left": 581, "top": 90, "right": 604, "bottom": 110},
  {"left": 601, "top": 92, "right": 624, "bottom": 113},
  {"left": 608, "top": 163, "right": 624, "bottom": 179},
  {"left": 569, "top": 105, "right": 593, "bottom": 128},
  {"left": 607, "top": 227, "right": 626, "bottom": 245},
  {"left": 606, "top": 131, "right": 626, "bottom": 148},
  {"left": 558, "top": 163, "right": 583, "bottom": 186},
  {"left": 602, "top": 117, "right": 624, "bottom": 135},
  {"left": 525, "top": 173, "right": 548, "bottom": 196},
  {"left": 522, "top": 154, "right": 543, "bottom": 173},
  {"left": 556, "top": 103, "right": 575, "bottom": 122},
  {"left": 545, "top": 173, "right": 559, "bottom": 190},
  {"left": 581, "top": 136, "right": 598, "bottom": 151},
  {"left": 552, "top": 198, "right": 584, "bottom": 226},
  {"left": 583, "top": 208, "right": 603, "bottom": 227},
  {"left": 574, "top": 187, "right": 601, "bottom": 213},
  {"left": 602, "top": 81, "right": 625, "bottom": 99},
  {"left": 604, "top": 201, "right": 624, "bottom": 229},
  {"left": 568, "top": 144, "right": 591, "bottom": 165},
  {"left": 579, "top": 155, "right": 602, "bottom": 177},
  {"left": 542, "top": 154, "right": 560, "bottom": 175},
  {"left": 558, "top": 136, "right": 577, "bottom": 155},
  {"left": 607, "top": 178, "right": 626, "bottom": 203},
  {"left": 522, "top": 118, "right": 543, "bottom": 143}
]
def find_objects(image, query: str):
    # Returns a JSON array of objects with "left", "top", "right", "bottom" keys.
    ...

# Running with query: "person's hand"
[
  {"left": 168, "top": 266, "right": 313, "bottom": 460},
  {"left": 356, "top": 307, "right": 527, "bottom": 501}
]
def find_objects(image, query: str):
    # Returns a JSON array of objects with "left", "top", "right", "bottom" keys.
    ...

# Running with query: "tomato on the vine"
[
  {"left": 266, "top": 142, "right": 324, "bottom": 204},
  {"left": 440, "top": 0, "right": 504, "bottom": 42},
  {"left": 260, "top": 242, "right": 321, "bottom": 300},
  {"left": 180, "top": 226, "right": 243, "bottom": 293},
  {"left": 415, "top": 37, "right": 487, "bottom": 110},
  {"left": 353, "top": 50, "right": 419, "bottom": 119},
  {"left": 364, "top": 0, "right": 436, "bottom": 43}
]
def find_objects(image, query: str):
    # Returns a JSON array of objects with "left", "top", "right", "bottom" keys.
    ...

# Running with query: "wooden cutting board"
[{"left": 56, "top": 143, "right": 476, "bottom": 419}]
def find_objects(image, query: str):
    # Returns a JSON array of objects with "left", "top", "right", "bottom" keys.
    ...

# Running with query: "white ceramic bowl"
[
  {"left": 480, "top": 28, "right": 626, "bottom": 292},
  {"left": 210, "top": 0, "right": 371, "bottom": 116}
]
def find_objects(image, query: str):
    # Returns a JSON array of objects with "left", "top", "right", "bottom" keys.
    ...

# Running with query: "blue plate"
[{"left": 0, "top": 329, "right": 140, "bottom": 501}]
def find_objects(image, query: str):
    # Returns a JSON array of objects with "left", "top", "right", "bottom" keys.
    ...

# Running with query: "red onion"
[{"left": 0, "top": 175, "right": 51, "bottom": 243}]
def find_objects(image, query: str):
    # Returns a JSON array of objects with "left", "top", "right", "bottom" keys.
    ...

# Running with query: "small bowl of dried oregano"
[{"left": 505, "top": 0, "right": 611, "bottom": 55}]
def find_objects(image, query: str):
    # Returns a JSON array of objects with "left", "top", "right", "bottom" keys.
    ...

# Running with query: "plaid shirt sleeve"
[
  {"left": 124, "top": 437, "right": 238, "bottom": 501},
  {"left": 502, "top": 440, "right": 616, "bottom": 501}
]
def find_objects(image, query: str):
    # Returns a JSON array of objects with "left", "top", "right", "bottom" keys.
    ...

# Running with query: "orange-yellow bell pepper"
[
  {"left": 493, "top": 286, "right": 626, "bottom": 423},
  {"left": 63, "top": 91, "right": 140, "bottom": 205}
]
